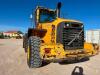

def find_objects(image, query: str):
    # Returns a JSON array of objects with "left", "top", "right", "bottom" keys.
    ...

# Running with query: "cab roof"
[{"left": 36, "top": 6, "right": 55, "bottom": 12}]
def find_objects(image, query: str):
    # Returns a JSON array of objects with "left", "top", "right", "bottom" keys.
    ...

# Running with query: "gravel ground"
[{"left": 0, "top": 39, "right": 100, "bottom": 75}]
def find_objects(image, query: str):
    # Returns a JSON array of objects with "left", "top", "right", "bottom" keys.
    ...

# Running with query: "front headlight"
[
  {"left": 64, "top": 23, "right": 70, "bottom": 28},
  {"left": 66, "top": 24, "right": 70, "bottom": 27}
]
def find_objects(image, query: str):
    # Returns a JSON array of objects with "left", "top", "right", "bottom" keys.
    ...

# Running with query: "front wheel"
[{"left": 27, "top": 36, "right": 42, "bottom": 68}]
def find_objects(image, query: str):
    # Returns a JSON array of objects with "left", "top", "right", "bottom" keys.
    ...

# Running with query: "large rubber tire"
[
  {"left": 27, "top": 36, "right": 42, "bottom": 68},
  {"left": 23, "top": 34, "right": 28, "bottom": 52}
]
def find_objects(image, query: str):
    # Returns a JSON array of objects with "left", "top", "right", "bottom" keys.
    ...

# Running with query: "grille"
[
  {"left": 62, "top": 28, "right": 84, "bottom": 50},
  {"left": 56, "top": 22, "right": 84, "bottom": 50}
]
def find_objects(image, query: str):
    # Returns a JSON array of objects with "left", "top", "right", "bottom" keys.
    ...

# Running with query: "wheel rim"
[{"left": 27, "top": 46, "right": 30, "bottom": 61}]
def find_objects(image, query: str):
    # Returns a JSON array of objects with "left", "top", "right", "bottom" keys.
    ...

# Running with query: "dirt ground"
[{"left": 0, "top": 39, "right": 100, "bottom": 75}]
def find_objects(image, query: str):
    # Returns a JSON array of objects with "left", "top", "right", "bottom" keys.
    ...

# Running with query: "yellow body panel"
[
  {"left": 36, "top": 18, "right": 98, "bottom": 59},
  {"left": 34, "top": 8, "right": 98, "bottom": 60},
  {"left": 40, "top": 43, "right": 65, "bottom": 59},
  {"left": 39, "top": 42, "right": 98, "bottom": 60},
  {"left": 84, "top": 43, "right": 99, "bottom": 56},
  {"left": 38, "top": 18, "right": 82, "bottom": 44}
]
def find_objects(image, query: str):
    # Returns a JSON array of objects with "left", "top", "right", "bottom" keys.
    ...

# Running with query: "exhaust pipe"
[{"left": 56, "top": 2, "right": 62, "bottom": 18}]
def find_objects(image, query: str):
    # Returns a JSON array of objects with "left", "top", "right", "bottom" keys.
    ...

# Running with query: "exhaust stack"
[{"left": 56, "top": 2, "right": 62, "bottom": 18}]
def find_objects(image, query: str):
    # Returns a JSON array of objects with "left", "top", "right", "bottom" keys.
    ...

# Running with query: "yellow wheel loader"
[{"left": 23, "top": 2, "right": 99, "bottom": 68}]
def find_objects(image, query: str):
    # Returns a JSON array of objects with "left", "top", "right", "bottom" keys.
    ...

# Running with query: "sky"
[{"left": 0, "top": 0, "right": 100, "bottom": 33}]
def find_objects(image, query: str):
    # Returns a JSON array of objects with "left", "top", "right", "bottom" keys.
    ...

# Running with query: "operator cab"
[
  {"left": 39, "top": 8, "right": 56, "bottom": 23},
  {"left": 35, "top": 6, "right": 57, "bottom": 25},
  {"left": 34, "top": 2, "right": 61, "bottom": 25}
]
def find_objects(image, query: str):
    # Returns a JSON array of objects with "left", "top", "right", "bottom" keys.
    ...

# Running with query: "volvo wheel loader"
[{"left": 23, "top": 2, "right": 99, "bottom": 68}]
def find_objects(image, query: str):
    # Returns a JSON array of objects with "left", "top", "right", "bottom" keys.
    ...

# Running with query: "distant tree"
[
  {"left": 4, "top": 35, "right": 8, "bottom": 37},
  {"left": 17, "top": 31, "right": 23, "bottom": 34},
  {"left": 16, "top": 31, "right": 23, "bottom": 39},
  {"left": 0, "top": 33, "right": 4, "bottom": 39},
  {"left": 8, "top": 35, "right": 11, "bottom": 38}
]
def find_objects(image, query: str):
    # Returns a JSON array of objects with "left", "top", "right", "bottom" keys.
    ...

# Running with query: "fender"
[{"left": 28, "top": 28, "right": 47, "bottom": 38}]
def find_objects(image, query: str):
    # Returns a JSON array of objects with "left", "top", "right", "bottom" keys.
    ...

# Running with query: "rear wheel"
[
  {"left": 23, "top": 33, "right": 28, "bottom": 52},
  {"left": 27, "top": 36, "right": 42, "bottom": 68}
]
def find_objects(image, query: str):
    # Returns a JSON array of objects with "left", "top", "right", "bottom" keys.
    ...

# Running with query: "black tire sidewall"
[{"left": 27, "top": 36, "right": 42, "bottom": 68}]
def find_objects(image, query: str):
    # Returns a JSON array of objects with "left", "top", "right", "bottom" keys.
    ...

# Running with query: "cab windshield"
[{"left": 39, "top": 9, "right": 56, "bottom": 23}]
